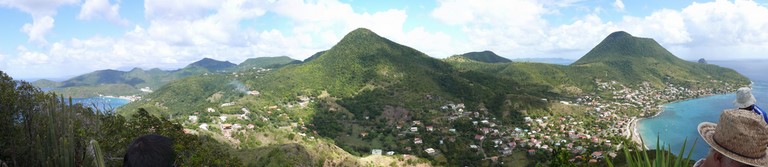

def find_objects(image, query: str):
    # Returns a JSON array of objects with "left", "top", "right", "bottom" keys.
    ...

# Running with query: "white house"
[
  {"left": 220, "top": 116, "right": 227, "bottom": 122},
  {"left": 425, "top": 148, "right": 436, "bottom": 154},
  {"left": 199, "top": 123, "right": 209, "bottom": 130},
  {"left": 207, "top": 108, "right": 216, "bottom": 112},
  {"left": 188, "top": 116, "right": 198, "bottom": 122},
  {"left": 371, "top": 149, "right": 382, "bottom": 155},
  {"left": 410, "top": 127, "right": 418, "bottom": 132}
]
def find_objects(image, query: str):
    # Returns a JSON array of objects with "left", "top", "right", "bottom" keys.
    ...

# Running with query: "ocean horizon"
[{"left": 638, "top": 60, "right": 768, "bottom": 160}]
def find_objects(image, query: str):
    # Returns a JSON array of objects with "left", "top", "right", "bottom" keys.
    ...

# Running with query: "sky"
[{"left": 1, "top": 0, "right": 768, "bottom": 79}]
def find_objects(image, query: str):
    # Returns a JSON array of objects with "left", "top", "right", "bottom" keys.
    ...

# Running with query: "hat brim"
[
  {"left": 698, "top": 122, "right": 768, "bottom": 166},
  {"left": 734, "top": 96, "right": 757, "bottom": 108}
]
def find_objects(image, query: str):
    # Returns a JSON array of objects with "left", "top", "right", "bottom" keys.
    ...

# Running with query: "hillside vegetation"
[
  {"left": 32, "top": 57, "right": 301, "bottom": 98},
  {"left": 446, "top": 31, "right": 749, "bottom": 94},
  {"left": 111, "top": 29, "right": 747, "bottom": 166},
  {"left": 447, "top": 50, "right": 512, "bottom": 63}
]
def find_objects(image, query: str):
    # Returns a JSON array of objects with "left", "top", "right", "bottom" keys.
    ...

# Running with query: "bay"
[
  {"left": 72, "top": 97, "right": 131, "bottom": 112},
  {"left": 638, "top": 60, "right": 768, "bottom": 160}
]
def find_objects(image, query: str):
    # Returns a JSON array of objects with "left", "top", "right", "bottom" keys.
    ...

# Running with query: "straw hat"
[
  {"left": 734, "top": 87, "right": 757, "bottom": 108},
  {"left": 698, "top": 109, "right": 768, "bottom": 166}
]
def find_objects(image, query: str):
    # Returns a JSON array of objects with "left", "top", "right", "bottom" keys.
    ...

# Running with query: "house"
[
  {"left": 247, "top": 90, "right": 260, "bottom": 95},
  {"left": 247, "top": 124, "right": 255, "bottom": 129},
  {"left": 410, "top": 127, "right": 418, "bottom": 132},
  {"left": 199, "top": 123, "right": 209, "bottom": 130},
  {"left": 220, "top": 102, "right": 235, "bottom": 107},
  {"left": 232, "top": 124, "right": 242, "bottom": 129},
  {"left": 412, "top": 120, "right": 422, "bottom": 125},
  {"left": 371, "top": 149, "right": 382, "bottom": 155},
  {"left": 219, "top": 116, "right": 227, "bottom": 122},
  {"left": 470, "top": 145, "right": 479, "bottom": 149},
  {"left": 222, "top": 124, "right": 232, "bottom": 130},
  {"left": 591, "top": 151, "right": 603, "bottom": 159},
  {"left": 414, "top": 138, "right": 423, "bottom": 144},
  {"left": 482, "top": 127, "right": 490, "bottom": 134},
  {"left": 360, "top": 132, "right": 369, "bottom": 137},
  {"left": 449, "top": 128, "right": 456, "bottom": 133},
  {"left": 188, "top": 116, "right": 198, "bottom": 122},
  {"left": 424, "top": 148, "right": 436, "bottom": 154},
  {"left": 386, "top": 151, "right": 395, "bottom": 155},
  {"left": 207, "top": 108, "right": 216, "bottom": 112},
  {"left": 528, "top": 149, "right": 536, "bottom": 155},
  {"left": 475, "top": 134, "right": 485, "bottom": 140},
  {"left": 426, "top": 126, "right": 434, "bottom": 131}
]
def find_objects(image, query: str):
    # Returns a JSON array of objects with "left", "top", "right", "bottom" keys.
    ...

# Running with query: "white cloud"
[
  {"left": 78, "top": 0, "right": 128, "bottom": 25},
  {"left": 0, "top": 0, "right": 79, "bottom": 17},
  {"left": 613, "top": 0, "right": 625, "bottom": 11},
  {"left": 619, "top": 9, "right": 691, "bottom": 44},
  {"left": 1, "top": 0, "right": 78, "bottom": 44},
  {"left": 9, "top": 0, "right": 768, "bottom": 79},
  {"left": 143, "top": 0, "right": 219, "bottom": 20},
  {"left": 21, "top": 16, "right": 55, "bottom": 44}
]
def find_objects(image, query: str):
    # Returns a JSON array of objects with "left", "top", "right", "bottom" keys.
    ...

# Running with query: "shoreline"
[{"left": 628, "top": 92, "right": 730, "bottom": 150}]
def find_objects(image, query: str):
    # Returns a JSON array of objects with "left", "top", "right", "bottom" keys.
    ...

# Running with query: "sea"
[
  {"left": 637, "top": 60, "right": 768, "bottom": 160},
  {"left": 71, "top": 97, "right": 131, "bottom": 112}
]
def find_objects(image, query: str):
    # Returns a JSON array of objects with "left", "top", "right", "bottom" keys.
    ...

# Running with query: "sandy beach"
[{"left": 628, "top": 108, "right": 665, "bottom": 149}]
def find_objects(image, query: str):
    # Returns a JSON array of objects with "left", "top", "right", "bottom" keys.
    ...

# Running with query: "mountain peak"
[
  {"left": 573, "top": 31, "right": 680, "bottom": 65},
  {"left": 452, "top": 50, "right": 511, "bottom": 63},
  {"left": 312, "top": 27, "right": 429, "bottom": 63},
  {"left": 336, "top": 28, "right": 386, "bottom": 45},
  {"left": 186, "top": 57, "right": 236, "bottom": 71},
  {"left": 606, "top": 31, "right": 632, "bottom": 39}
]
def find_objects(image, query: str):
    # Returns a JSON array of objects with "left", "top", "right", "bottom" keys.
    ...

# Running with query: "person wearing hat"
[
  {"left": 733, "top": 87, "right": 768, "bottom": 128},
  {"left": 693, "top": 109, "right": 768, "bottom": 167}
]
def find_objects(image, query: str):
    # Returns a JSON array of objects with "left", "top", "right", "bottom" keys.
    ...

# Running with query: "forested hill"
[
  {"left": 446, "top": 31, "right": 750, "bottom": 94},
  {"left": 31, "top": 57, "right": 300, "bottom": 98},
  {"left": 117, "top": 27, "right": 559, "bottom": 165},
  {"left": 184, "top": 58, "right": 237, "bottom": 71},
  {"left": 236, "top": 56, "right": 300, "bottom": 71},
  {"left": 448, "top": 50, "right": 512, "bottom": 63}
]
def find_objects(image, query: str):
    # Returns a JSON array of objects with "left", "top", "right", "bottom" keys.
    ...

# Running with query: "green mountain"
[
  {"left": 447, "top": 31, "right": 750, "bottom": 94},
  {"left": 448, "top": 50, "right": 511, "bottom": 63},
  {"left": 236, "top": 56, "right": 300, "bottom": 70},
  {"left": 302, "top": 50, "right": 326, "bottom": 62},
  {"left": 33, "top": 57, "right": 298, "bottom": 98},
  {"left": 184, "top": 58, "right": 237, "bottom": 72},
  {"left": 570, "top": 31, "right": 748, "bottom": 85},
  {"left": 30, "top": 79, "right": 62, "bottom": 88},
  {"left": 115, "top": 29, "right": 749, "bottom": 166},
  {"left": 119, "top": 28, "right": 557, "bottom": 165}
]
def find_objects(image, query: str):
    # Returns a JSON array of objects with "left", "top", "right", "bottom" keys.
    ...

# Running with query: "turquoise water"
[
  {"left": 639, "top": 82, "right": 768, "bottom": 160},
  {"left": 72, "top": 97, "right": 131, "bottom": 112}
]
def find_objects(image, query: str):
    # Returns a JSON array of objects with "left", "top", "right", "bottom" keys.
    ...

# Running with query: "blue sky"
[{"left": 1, "top": 0, "right": 768, "bottom": 79}]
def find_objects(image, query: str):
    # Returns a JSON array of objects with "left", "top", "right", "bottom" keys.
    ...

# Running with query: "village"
[{"left": 177, "top": 77, "right": 737, "bottom": 165}]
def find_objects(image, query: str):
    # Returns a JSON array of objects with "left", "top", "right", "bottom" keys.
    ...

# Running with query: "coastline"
[
  {"left": 628, "top": 93, "right": 726, "bottom": 150},
  {"left": 629, "top": 108, "right": 663, "bottom": 150}
]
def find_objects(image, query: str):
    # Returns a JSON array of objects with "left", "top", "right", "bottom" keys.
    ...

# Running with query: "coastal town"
[{"left": 174, "top": 76, "right": 739, "bottom": 165}]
